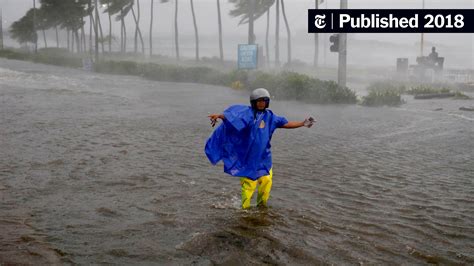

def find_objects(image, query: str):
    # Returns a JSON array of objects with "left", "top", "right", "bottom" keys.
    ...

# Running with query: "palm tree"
[
  {"left": 91, "top": 1, "right": 105, "bottom": 53},
  {"left": 33, "top": 0, "right": 37, "bottom": 52},
  {"left": 159, "top": 0, "right": 178, "bottom": 60},
  {"left": 229, "top": 0, "right": 274, "bottom": 44},
  {"left": 0, "top": 9, "right": 3, "bottom": 50},
  {"left": 10, "top": 9, "right": 38, "bottom": 47},
  {"left": 149, "top": 0, "right": 154, "bottom": 57},
  {"left": 102, "top": 0, "right": 133, "bottom": 53},
  {"left": 190, "top": 0, "right": 199, "bottom": 61},
  {"left": 121, "top": 7, "right": 125, "bottom": 52},
  {"left": 131, "top": 1, "right": 145, "bottom": 54},
  {"left": 174, "top": 0, "right": 179, "bottom": 60},
  {"left": 216, "top": 0, "right": 223, "bottom": 61},
  {"left": 39, "top": 0, "right": 62, "bottom": 47},
  {"left": 229, "top": 0, "right": 274, "bottom": 24},
  {"left": 107, "top": 2, "right": 112, "bottom": 52},
  {"left": 173, "top": 0, "right": 179, "bottom": 60},
  {"left": 280, "top": 0, "right": 290, "bottom": 66},
  {"left": 230, "top": 0, "right": 278, "bottom": 66},
  {"left": 35, "top": 7, "right": 51, "bottom": 48},
  {"left": 314, "top": 0, "right": 322, "bottom": 68},
  {"left": 275, "top": 0, "right": 279, "bottom": 67},
  {"left": 265, "top": 8, "right": 270, "bottom": 66},
  {"left": 59, "top": 0, "right": 88, "bottom": 53},
  {"left": 99, "top": 0, "right": 113, "bottom": 52}
]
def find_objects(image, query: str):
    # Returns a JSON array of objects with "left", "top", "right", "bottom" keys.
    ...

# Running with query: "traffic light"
[{"left": 329, "top": 34, "right": 339, "bottom": 53}]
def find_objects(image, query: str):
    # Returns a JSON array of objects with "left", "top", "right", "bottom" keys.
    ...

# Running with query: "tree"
[
  {"left": 39, "top": 0, "right": 63, "bottom": 47},
  {"left": 229, "top": 0, "right": 280, "bottom": 66},
  {"left": 149, "top": 0, "right": 154, "bottom": 57},
  {"left": 33, "top": 0, "right": 37, "bottom": 52},
  {"left": 130, "top": 1, "right": 145, "bottom": 54},
  {"left": 102, "top": 0, "right": 133, "bottom": 53},
  {"left": 160, "top": 0, "right": 179, "bottom": 60},
  {"left": 229, "top": 0, "right": 275, "bottom": 25},
  {"left": 280, "top": 0, "right": 290, "bottom": 65},
  {"left": 34, "top": 7, "right": 50, "bottom": 48},
  {"left": 173, "top": 0, "right": 179, "bottom": 60},
  {"left": 275, "top": 0, "right": 279, "bottom": 67},
  {"left": 265, "top": 8, "right": 270, "bottom": 66},
  {"left": 190, "top": 0, "right": 199, "bottom": 61},
  {"left": 99, "top": 0, "right": 114, "bottom": 53},
  {"left": 59, "top": 0, "right": 89, "bottom": 53},
  {"left": 216, "top": 0, "right": 224, "bottom": 61},
  {"left": 10, "top": 9, "right": 38, "bottom": 46},
  {"left": 0, "top": 8, "right": 3, "bottom": 50},
  {"left": 314, "top": 0, "right": 324, "bottom": 68},
  {"left": 229, "top": 0, "right": 275, "bottom": 57}
]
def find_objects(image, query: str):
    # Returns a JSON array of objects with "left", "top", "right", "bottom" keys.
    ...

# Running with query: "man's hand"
[
  {"left": 208, "top": 113, "right": 224, "bottom": 127},
  {"left": 304, "top": 117, "right": 316, "bottom": 128}
]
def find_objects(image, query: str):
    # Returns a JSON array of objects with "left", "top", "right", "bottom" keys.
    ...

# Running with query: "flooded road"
[{"left": 1, "top": 58, "right": 473, "bottom": 264}]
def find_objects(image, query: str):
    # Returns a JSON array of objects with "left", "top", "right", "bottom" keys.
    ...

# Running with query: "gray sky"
[{"left": 1, "top": 0, "right": 473, "bottom": 68}]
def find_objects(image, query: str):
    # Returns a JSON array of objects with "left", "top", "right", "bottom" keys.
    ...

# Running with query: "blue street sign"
[{"left": 238, "top": 44, "right": 258, "bottom": 69}]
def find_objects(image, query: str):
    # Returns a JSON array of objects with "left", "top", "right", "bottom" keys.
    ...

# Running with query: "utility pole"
[
  {"left": 248, "top": 0, "right": 255, "bottom": 44},
  {"left": 338, "top": 0, "right": 347, "bottom": 87},
  {"left": 0, "top": 8, "right": 3, "bottom": 50}
]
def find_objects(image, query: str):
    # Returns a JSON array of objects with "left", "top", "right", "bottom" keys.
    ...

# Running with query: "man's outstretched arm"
[
  {"left": 281, "top": 121, "right": 305, "bottom": 128},
  {"left": 281, "top": 117, "right": 315, "bottom": 129}
]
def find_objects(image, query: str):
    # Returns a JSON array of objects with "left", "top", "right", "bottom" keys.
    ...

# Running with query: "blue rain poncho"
[{"left": 205, "top": 105, "right": 288, "bottom": 180}]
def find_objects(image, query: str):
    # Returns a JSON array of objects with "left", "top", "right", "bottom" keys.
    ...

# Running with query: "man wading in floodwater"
[{"left": 205, "top": 88, "right": 315, "bottom": 209}]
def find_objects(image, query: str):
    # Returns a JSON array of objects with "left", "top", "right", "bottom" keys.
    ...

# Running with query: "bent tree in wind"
[
  {"left": 101, "top": 0, "right": 141, "bottom": 54},
  {"left": 10, "top": 9, "right": 38, "bottom": 46}
]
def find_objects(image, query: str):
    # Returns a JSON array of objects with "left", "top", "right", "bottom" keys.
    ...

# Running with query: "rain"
[{"left": 0, "top": 0, "right": 473, "bottom": 264}]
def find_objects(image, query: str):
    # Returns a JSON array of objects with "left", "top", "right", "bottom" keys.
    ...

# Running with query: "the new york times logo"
[
  {"left": 308, "top": 9, "right": 474, "bottom": 33},
  {"left": 314, "top": 14, "right": 326, "bottom": 29}
]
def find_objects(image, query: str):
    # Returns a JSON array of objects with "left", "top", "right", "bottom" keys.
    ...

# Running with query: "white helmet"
[
  {"left": 250, "top": 88, "right": 270, "bottom": 109},
  {"left": 250, "top": 88, "right": 271, "bottom": 101}
]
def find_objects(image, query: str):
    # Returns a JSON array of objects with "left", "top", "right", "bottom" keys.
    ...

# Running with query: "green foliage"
[
  {"left": 0, "top": 51, "right": 358, "bottom": 105},
  {"left": 95, "top": 60, "right": 139, "bottom": 75},
  {"left": 361, "top": 82, "right": 405, "bottom": 107},
  {"left": 249, "top": 71, "right": 357, "bottom": 104},
  {"left": 367, "top": 81, "right": 406, "bottom": 94},
  {"left": 9, "top": 9, "right": 38, "bottom": 44},
  {"left": 32, "top": 53, "right": 82, "bottom": 68},
  {"left": 40, "top": 0, "right": 89, "bottom": 31},
  {"left": 229, "top": 0, "right": 275, "bottom": 24},
  {"left": 141, "top": 64, "right": 222, "bottom": 85},
  {"left": 0, "top": 48, "right": 82, "bottom": 67},
  {"left": 406, "top": 85, "right": 451, "bottom": 95},
  {"left": 94, "top": 60, "right": 356, "bottom": 104},
  {"left": 0, "top": 49, "right": 30, "bottom": 60},
  {"left": 453, "top": 91, "right": 471, "bottom": 99},
  {"left": 361, "top": 90, "right": 403, "bottom": 107},
  {"left": 101, "top": 0, "right": 133, "bottom": 21}
]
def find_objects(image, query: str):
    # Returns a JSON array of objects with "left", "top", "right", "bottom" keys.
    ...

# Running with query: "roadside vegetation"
[
  {"left": 405, "top": 85, "right": 451, "bottom": 95},
  {"left": 0, "top": 48, "right": 357, "bottom": 104},
  {"left": 361, "top": 81, "right": 471, "bottom": 106},
  {"left": 2, "top": 48, "right": 470, "bottom": 106},
  {"left": 96, "top": 59, "right": 357, "bottom": 104},
  {"left": 360, "top": 82, "right": 405, "bottom": 107}
]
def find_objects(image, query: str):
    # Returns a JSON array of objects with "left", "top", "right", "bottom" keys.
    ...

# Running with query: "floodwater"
[{"left": 1, "top": 58, "right": 473, "bottom": 265}]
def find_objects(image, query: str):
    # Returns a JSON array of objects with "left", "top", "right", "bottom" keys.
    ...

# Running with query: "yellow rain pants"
[{"left": 240, "top": 169, "right": 273, "bottom": 209}]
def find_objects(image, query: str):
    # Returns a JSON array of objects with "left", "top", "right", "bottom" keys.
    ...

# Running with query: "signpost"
[{"left": 238, "top": 44, "right": 258, "bottom": 70}]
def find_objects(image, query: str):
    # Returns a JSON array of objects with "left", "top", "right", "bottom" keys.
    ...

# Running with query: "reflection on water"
[{"left": 0, "top": 59, "right": 473, "bottom": 264}]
